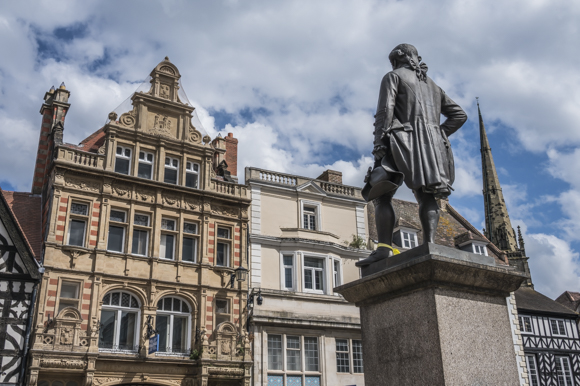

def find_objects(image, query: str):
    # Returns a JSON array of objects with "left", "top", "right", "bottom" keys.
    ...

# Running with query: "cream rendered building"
[
  {"left": 26, "top": 59, "right": 252, "bottom": 386},
  {"left": 245, "top": 168, "right": 369, "bottom": 386}
]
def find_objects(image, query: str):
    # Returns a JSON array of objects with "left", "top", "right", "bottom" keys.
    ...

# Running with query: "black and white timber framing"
[
  {"left": 517, "top": 288, "right": 580, "bottom": 386},
  {"left": 0, "top": 192, "right": 41, "bottom": 386}
]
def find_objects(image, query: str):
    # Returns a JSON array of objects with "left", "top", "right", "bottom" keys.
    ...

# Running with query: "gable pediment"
[{"left": 296, "top": 181, "right": 327, "bottom": 196}]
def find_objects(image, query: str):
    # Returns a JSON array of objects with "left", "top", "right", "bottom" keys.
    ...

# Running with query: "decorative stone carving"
[
  {"left": 211, "top": 204, "right": 238, "bottom": 217},
  {"left": 60, "top": 327, "right": 73, "bottom": 344},
  {"left": 112, "top": 184, "right": 131, "bottom": 198},
  {"left": 207, "top": 367, "right": 245, "bottom": 376},
  {"left": 135, "top": 189, "right": 155, "bottom": 203},
  {"left": 189, "top": 124, "right": 201, "bottom": 143},
  {"left": 93, "top": 378, "right": 123, "bottom": 385},
  {"left": 185, "top": 199, "right": 200, "bottom": 211},
  {"left": 163, "top": 194, "right": 181, "bottom": 208},
  {"left": 108, "top": 112, "right": 118, "bottom": 121},
  {"left": 148, "top": 114, "right": 173, "bottom": 137},
  {"left": 160, "top": 84, "right": 171, "bottom": 99},
  {"left": 65, "top": 177, "right": 100, "bottom": 193},
  {"left": 39, "top": 358, "right": 86, "bottom": 369},
  {"left": 119, "top": 111, "right": 136, "bottom": 128},
  {"left": 220, "top": 339, "right": 232, "bottom": 355},
  {"left": 202, "top": 135, "right": 211, "bottom": 144},
  {"left": 160, "top": 65, "right": 176, "bottom": 75}
]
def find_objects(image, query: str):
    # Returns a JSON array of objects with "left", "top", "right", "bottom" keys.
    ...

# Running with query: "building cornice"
[{"left": 249, "top": 233, "right": 371, "bottom": 258}]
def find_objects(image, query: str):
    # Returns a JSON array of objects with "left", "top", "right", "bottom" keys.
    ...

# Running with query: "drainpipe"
[{"left": 19, "top": 281, "right": 39, "bottom": 386}]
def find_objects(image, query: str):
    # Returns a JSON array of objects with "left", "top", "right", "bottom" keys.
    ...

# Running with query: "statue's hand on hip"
[{"left": 373, "top": 144, "right": 388, "bottom": 161}]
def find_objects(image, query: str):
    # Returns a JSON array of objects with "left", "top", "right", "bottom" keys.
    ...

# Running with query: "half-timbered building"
[
  {"left": 516, "top": 287, "right": 580, "bottom": 386},
  {"left": 0, "top": 189, "right": 42, "bottom": 385}
]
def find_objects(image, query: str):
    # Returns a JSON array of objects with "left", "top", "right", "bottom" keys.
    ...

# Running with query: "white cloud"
[{"left": 526, "top": 233, "right": 580, "bottom": 299}]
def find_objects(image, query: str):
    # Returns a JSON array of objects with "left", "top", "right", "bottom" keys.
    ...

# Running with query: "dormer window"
[
  {"left": 138, "top": 151, "right": 154, "bottom": 179},
  {"left": 472, "top": 243, "right": 488, "bottom": 256},
  {"left": 164, "top": 157, "right": 179, "bottom": 184},
  {"left": 115, "top": 146, "right": 132, "bottom": 175},
  {"left": 401, "top": 230, "right": 418, "bottom": 249},
  {"left": 186, "top": 161, "right": 199, "bottom": 189}
]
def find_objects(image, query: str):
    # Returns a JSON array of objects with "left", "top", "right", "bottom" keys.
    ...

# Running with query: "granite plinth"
[{"left": 335, "top": 243, "right": 527, "bottom": 386}]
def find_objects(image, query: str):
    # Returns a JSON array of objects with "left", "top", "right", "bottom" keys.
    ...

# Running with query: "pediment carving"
[
  {"left": 119, "top": 110, "right": 136, "bottom": 128},
  {"left": 189, "top": 123, "right": 202, "bottom": 143}
]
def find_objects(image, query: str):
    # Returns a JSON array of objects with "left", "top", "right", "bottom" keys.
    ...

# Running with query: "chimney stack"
[
  {"left": 316, "top": 169, "right": 343, "bottom": 185},
  {"left": 224, "top": 133, "right": 238, "bottom": 178}
]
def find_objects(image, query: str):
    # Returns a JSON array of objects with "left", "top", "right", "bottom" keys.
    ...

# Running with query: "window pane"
[
  {"left": 161, "top": 219, "right": 175, "bottom": 230},
  {"left": 157, "top": 315, "right": 169, "bottom": 352},
  {"left": 285, "top": 267, "right": 293, "bottom": 289},
  {"left": 163, "top": 298, "right": 171, "bottom": 311},
  {"left": 161, "top": 234, "right": 174, "bottom": 259},
  {"left": 68, "top": 220, "right": 86, "bottom": 246},
  {"left": 216, "top": 299, "right": 228, "bottom": 314},
  {"left": 304, "top": 257, "right": 323, "bottom": 268},
  {"left": 111, "top": 292, "right": 120, "bottom": 305},
  {"left": 182, "top": 237, "right": 197, "bottom": 262},
  {"left": 186, "top": 173, "right": 198, "bottom": 188},
  {"left": 110, "top": 210, "right": 126, "bottom": 223},
  {"left": 217, "top": 242, "right": 228, "bottom": 266},
  {"left": 121, "top": 293, "right": 130, "bottom": 307},
  {"left": 304, "top": 269, "right": 313, "bottom": 289},
  {"left": 287, "top": 336, "right": 301, "bottom": 371},
  {"left": 304, "top": 337, "right": 319, "bottom": 371},
  {"left": 173, "top": 316, "right": 188, "bottom": 352},
  {"left": 353, "top": 340, "right": 363, "bottom": 373},
  {"left": 119, "top": 311, "right": 136, "bottom": 350},
  {"left": 132, "top": 229, "right": 148, "bottom": 255},
  {"left": 314, "top": 270, "right": 323, "bottom": 290},
  {"left": 287, "top": 376, "right": 302, "bottom": 386},
  {"left": 164, "top": 168, "right": 178, "bottom": 184},
  {"left": 217, "top": 228, "right": 230, "bottom": 239},
  {"left": 60, "top": 282, "right": 79, "bottom": 299},
  {"left": 70, "top": 203, "right": 88, "bottom": 216},
  {"left": 267, "top": 375, "right": 283, "bottom": 386},
  {"left": 115, "top": 158, "right": 130, "bottom": 174},
  {"left": 184, "top": 223, "right": 197, "bottom": 234},
  {"left": 283, "top": 255, "right": 293, "bottom": 266},
  {"left": 267, "top": 335, "right": 283, "bottom": 370},
  {"left": 304, "top": 376, "right": 320, "bottom": 385},
  {"left": 103, "top": 293, "right": 111, "bottom": 305},
  {"left": 336, "top": 339, "right": 350, "bottom": 373},
  {"left": 138, "top": 162, "right": 152, "bottom": 179},
  {"left": 526, "top": 355, "right": 539, "bottom": 386},
  {"left": 98, "top": 310, "right": 116, "bottom": 349},
  {"left": 107, "top": 226, "right": 125, "bottom": 252},
  {"left": 134, "top": 214, "right": 149, "bottom": 226}
]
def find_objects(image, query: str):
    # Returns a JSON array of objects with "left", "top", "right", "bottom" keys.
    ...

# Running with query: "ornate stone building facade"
[{"left": 26, "top": 59, "right": 252, "bottom": 386}]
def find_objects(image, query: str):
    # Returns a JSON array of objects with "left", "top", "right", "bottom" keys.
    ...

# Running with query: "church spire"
[
  {"left": 478, "top": 99, "right": 533, "bottom": 287},
  {"left": 478, "top": 99, "right": 518, "bottom": 252}
]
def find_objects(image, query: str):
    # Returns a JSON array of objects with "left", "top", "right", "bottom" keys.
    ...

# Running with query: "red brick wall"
[{"left": 224, "top": 133, "right": 238, "bottom": 177}]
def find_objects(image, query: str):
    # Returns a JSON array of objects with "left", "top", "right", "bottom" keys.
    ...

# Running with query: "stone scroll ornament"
[{"left": 357, "top": 43, "right": 467, "bottom": 268}]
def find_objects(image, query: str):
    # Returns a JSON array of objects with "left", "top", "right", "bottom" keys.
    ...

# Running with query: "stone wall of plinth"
[{"left": 336, "top": 243, "right": 528, "bottom": 386}]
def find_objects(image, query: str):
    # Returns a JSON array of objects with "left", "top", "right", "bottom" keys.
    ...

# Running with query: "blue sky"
[{"left": 1, "top": 0, "right": 579, "bottom": 298}]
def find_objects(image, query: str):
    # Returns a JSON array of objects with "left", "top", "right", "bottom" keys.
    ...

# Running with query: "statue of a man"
[{"left": 357, "top": 44, "right": 467, "bottom": 267}]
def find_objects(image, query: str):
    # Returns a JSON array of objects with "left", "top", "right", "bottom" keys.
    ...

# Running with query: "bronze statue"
[{"left": 357, "top": 44, "right": 467, "bottom": 267}]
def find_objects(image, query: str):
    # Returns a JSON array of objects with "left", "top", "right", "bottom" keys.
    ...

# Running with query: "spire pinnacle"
[{"left": 478, "top": 99, "right": 518, "bottom": 252}]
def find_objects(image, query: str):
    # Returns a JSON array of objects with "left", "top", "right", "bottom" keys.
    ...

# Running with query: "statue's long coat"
[{"left": 373, "top": 66, "right": 467, "bottom": 194}]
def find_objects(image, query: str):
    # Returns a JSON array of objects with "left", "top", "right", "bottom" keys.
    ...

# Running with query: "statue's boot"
[{"left": 355, "top": 247, "right": 393, "bottom": 267}]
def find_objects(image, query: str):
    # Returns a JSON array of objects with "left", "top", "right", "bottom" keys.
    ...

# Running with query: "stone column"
[{"left": 335, "top": 243, "right": 527, "bottom": 386}]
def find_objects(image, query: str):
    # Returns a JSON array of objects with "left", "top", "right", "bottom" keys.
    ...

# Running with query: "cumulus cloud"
[{"left": 1, "top": 0, "right": 580, "bottom": 294}]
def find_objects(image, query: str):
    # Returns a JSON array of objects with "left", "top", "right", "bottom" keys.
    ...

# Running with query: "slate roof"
[
  {"left": 555, "top": 291, "right": 580, "bottom": 313},
  {"left": 515, "top": 287, "right": 578, "bottom": 317},
  {"left": 368, "top": 198, "right": 507, "bottom": 265},
  {"left": 0, "top": 189, "right": 42, "bottom": 260},
  {"left": 60, "top": 127, "right": 106, "bottom": 153}
]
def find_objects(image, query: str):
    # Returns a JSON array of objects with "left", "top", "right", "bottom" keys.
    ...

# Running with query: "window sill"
[
  {"left": 98, "top": 348, "right": 139, "bottom": 355},
  {"left": 62, "top": 245, "right": 90, "bottom": 253},
  {"left": 155, "top": 351, "right": 190, "bottom": 358}
]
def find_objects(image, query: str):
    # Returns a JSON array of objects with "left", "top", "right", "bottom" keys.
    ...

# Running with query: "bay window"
[{"left": 303, "top": 257, "right": 324, "bottom": 293}]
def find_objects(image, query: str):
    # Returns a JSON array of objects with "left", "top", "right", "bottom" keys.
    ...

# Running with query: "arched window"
[
  {"left": 99, "top": 290, "right": 141, "bottom": 352},
  {"left": 156, "top": 296, "right": 191, "bottom": 354}
]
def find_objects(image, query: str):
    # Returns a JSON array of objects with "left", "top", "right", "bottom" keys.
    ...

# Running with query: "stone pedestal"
[{"left": 335, "top": 243, "right": 527, "bottom": 386}]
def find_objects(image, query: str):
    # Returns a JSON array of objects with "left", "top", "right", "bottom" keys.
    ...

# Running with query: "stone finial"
[
  {"left": 164, "top": 56, "right": 169, "bottom": 61},
  {"left": 108, "top": 112, "right": 118, "bottom": 121},
  {"left": 49, "top": 85, "right": 55, "bottom": 93},
  {"left": 59, "top": 82, "right": 66, "bottom": 89}
]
